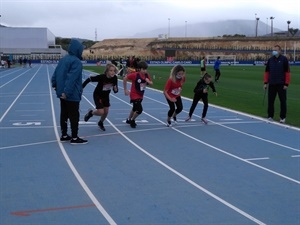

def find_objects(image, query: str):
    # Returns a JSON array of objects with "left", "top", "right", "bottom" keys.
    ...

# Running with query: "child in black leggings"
[
  {"left": 186, "top": 73, "right": 217, "bottom": 124},
  {"left": 164, "top": 65, "right": 186, "bottom": 127}
]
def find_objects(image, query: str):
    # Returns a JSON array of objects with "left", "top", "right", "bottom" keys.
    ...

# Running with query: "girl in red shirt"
[{"left": 164, "top": 65, "right": 186, "bottom": 127}]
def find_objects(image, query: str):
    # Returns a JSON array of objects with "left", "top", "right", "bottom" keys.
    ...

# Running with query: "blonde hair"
[
  {"left": 105, "top": 63, "right": 118, "bottom": 74},
  {"left": 170, "top": 65, "right": 185, "bottom": 82}
]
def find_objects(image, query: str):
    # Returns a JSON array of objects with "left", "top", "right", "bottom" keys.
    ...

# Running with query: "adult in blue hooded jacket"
[{"left": 52, "top": 39, "right": 88, "bottom": 144}]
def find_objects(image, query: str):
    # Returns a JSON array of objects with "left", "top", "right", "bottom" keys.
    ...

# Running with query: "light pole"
[
  {"left": 287, "top": 20, "right": 291, "bottom": 36},
  {"left": 254, "top": 13, "right": 257, "bottom": 36},
  {"left": 185, "top": 20, "right": 187, "bottom": 37},
  {"left": 256, "top": 17, "right": 260, "bottom": 37},
  {"left": 270, "top": 16, "right": 275, "bottom": 36},
  {"left": 266, "top": 17, "right": 268, "bottom": 35},
  {"left": 168, "top": 18, "right": 170, "bottom": 38}
]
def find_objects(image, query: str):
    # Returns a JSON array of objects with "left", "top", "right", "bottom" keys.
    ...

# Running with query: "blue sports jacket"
[{"left": 51, "top": 39, "right": 84, "bottom": 102}]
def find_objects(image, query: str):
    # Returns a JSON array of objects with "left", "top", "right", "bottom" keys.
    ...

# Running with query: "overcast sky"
[{"left": 1, "top": 0, "right": 299, "bottom": 40}]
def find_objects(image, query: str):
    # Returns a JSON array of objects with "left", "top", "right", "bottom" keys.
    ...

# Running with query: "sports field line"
[
  {"left": 107, "top": 92, "right": 300, "bottom": 185},
  {"left": 0, "top": 67, "right": 24, "bottom": 80},
  {"left": 142, "top": 94, "right": 300, "bottom": 153},
  {"left": 83, "top": 82, "right": 269, "bottom": 223},
  {"left": 0, "top": 66, "right": 43, "bottom": 123},
  {"left": 46, "top": 65, "right": 117, "bottom": 225},
  {"left": 104, "top": 115, "right": 267, "bottom": 225},
  {"left": 0, "top": 69, "right": 31, "bottom": 89}
]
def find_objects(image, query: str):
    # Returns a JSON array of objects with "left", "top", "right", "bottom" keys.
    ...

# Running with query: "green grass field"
[{"left": 83, "top": 65, "right": 300, "bottom": 127}]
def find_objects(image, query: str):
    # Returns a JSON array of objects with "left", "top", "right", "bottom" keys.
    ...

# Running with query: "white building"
[{"left": 0, "top": 26, "right": 66, "bottom": 61}]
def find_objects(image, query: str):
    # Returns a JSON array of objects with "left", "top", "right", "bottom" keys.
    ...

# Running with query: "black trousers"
[
  {"left": 267, "top": 84, "right": 287, "bottom": 119},
  {"left": 189, "top": 92, "right": 209, "bottom": 118},
  {"left": 166, "top": 96, "right": 183, "bottom": 117},
  {"left": 60, "top": 99, "right": 80, "bottom": 138},
  {"left": 215, "top": 69, "right": 221, "bottom": 81}
]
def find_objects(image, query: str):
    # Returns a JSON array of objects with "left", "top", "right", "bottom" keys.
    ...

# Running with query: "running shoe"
[
  {"left": 201, "top": 118, "right": 208, "bottom": 124},
  {"left": 84, "top": 109, "right": 93, "bottom": 122},
  {"left": 173, "top": 116, "right": 177, "bottom": 124},
  {"left": 167, "top": 120, "right": 172, "bottom": 127},
  {"left": 279, "top": 118, "right": 286, "bottom": 124},
  {"left": 98, "top": 120, "right": 106, "bottom": 131},
  {"left": 130, "top": 120, "right": 137, "bottom": 128},
  {"left": 70, "top": 137, "right": 88, "bottom": 144},
  {"left": 185, "top": 116, "right": 191, "bottom": 122},
  {"left": 60, "top": 135, "right": 72, "bottom": 142}
]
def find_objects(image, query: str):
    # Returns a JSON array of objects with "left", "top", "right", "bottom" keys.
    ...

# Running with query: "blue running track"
[{"left": 0, "top": 64, "right": 299, "bottom": 225}]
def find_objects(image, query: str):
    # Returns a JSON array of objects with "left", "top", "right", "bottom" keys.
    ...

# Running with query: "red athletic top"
[
  {"left": 127, "top": 72, "right": 151, "bottom": 100},
  {"left": 164, "top": 77, "right": 186, "bottom": 98}
]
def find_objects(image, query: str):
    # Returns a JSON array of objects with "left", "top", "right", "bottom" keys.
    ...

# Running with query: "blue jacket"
[
  {"left": 265, "top": 54, "right": 290, "bottom": 85},
  {"left": 214, "top": 59, "right": 221, "bottom": 70},
  {"left": 51, "top": 39, "right": 83, "bottom": 102}
]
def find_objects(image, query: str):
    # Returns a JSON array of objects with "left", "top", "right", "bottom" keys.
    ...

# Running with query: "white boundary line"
[
  {"left": 111, "top": 81, "right": 300, "bottom": 185},
  {"left": 0, "top": 65, "right": 43, "bottom": 123},
  {"left": 81, "top": 79, "right": 266, "bottom": 223},
  {"left": 145, "top": 85, "right": 300, "bottom": 131},
  {"left": 101, "top": 96, "right": 267, "bottom": 225},
  {"left": 142, "top": 90, "right": 300, "bottom": 153},
  {"left": 47, "top": 65, "right": 117, "bottom": 225}
]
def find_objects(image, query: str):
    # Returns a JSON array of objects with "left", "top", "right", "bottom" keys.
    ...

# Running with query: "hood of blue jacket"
[{"left": 68, "top": 39, "right": 83, "bottom": 59}]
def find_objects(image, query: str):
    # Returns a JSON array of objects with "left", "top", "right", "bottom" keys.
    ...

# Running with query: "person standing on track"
[
  {"left": 214, "top": 56, "right": 221, "bottom": 82},
  {"left": 164, "top": 65, "right": 186, "bottom": 127},
  {"left": 200, "top": 56, "right": 206, "bottom": 75},
  {"left": 51, "top": 39, "right": 88, "bottom": 144},
  {"left": 263, "top": 44, "right": 291, "bottom": 123},
  {"left": 185, "top": 73, "right": 217, "bottom": 124},
  {"left": 123, "top": 61, "right": 153, "bottom": 128},
  {"left": 82, "top": 63, "right": 119, "bottom": 131}
]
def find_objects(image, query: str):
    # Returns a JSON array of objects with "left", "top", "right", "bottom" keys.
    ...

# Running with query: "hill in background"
[{"left": 133, "top": 19, "right": 282, "bottom": 38}]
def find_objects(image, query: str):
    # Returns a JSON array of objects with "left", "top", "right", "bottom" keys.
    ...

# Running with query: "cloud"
[{"left": 0, "top": 0, "right": 299, "bottom": 40}]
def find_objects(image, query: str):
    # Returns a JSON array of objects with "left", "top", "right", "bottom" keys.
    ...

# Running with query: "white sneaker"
[
  {"left": 201, "top": 118, "right": 208, "bottom": 124},
  {"left": 166, "top": 120, "right": 172, "bottom": 127},
  {"left": 185, "top": 116, "right": 191, "bottom": 122},
  {"left": 268, "top": 117, "right": 274, "bottom": 121},
  {"left": 279, "top": 118, "right": 286, "bottom": 123},
  {"left": 172, "top": 116, "right": 177, "bottom": 124}
]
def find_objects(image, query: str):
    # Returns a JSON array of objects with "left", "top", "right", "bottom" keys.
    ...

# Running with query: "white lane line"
[
  {"left": 0, "top": 68, "right": 25, "bottom": 87},
  {"left": 47, "top": 65, "right": 117, "bottom": 225},
  {"left": 245, "top": 157, "right": 270, "bottom": 161},
  {"left": 110, "top": 84, "right": 300, "bottom": 185},
  {"left": 104, "top": 112, "right": 266, "bottom": 225},
  {"left": 291, "top": 155, "right": 300, "bottom": 158},
  {"left": 0, "top": 65, "right": 43, "bottom": 123},
  {"left": 0, "top": 140, "right": 56, "bottom": 150},
  {"left": 98, "top": 95, "right": 268, "bottom": 224},
  {"left": 144, "top": 95, "right": 300, "bottom": 153}
]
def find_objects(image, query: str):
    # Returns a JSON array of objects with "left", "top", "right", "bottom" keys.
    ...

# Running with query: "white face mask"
[
  {"left": 272, "top": 50, "right": 279, "bottom": 56},
  {"left": 176, "top": 75, "right": 182, "bottom": 80}
]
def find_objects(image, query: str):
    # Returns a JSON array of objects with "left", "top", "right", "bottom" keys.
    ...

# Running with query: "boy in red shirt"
[
  {"left": 164, "top": 65, "right": 186, "bottom": 127},
  {"left": 123, "top": 61, "right": 153, "bottom": 128}
]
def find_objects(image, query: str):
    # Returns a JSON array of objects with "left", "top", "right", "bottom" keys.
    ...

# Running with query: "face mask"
[
  {"left": 272, "top": 51, "right": 278, "bottom": 56},
  {"left": 176, "top": 75, "right": 182, "bottom": 80}
]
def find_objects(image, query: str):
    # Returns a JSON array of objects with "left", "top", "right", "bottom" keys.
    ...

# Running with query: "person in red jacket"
[
  {"left": 123, "top": 61, "right": 153, "bottom": 128},
  {"left": 263, "top": 45, "right": 291, "bottom": 123},
  {"left": 164, "top": 65, "right": 186, "bottom": 127}
]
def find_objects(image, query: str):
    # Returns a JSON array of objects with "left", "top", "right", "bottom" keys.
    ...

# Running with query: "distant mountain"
[{"left": 133, "top": 19, "right": 282, "bottom": 38}]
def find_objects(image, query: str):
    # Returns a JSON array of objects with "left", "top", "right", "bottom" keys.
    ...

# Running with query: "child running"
[
  {"left": 185, "top": 73, "right": 217, "bottom": 124},
  {"left": 82, "top": 63, "right": 119, "bottom": 131},
  {"left": 123, "top": 61, "right": 153, "bottom": 128},
  {"left": 164, "top": 65, "right": 186, "bottom": 127}
]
